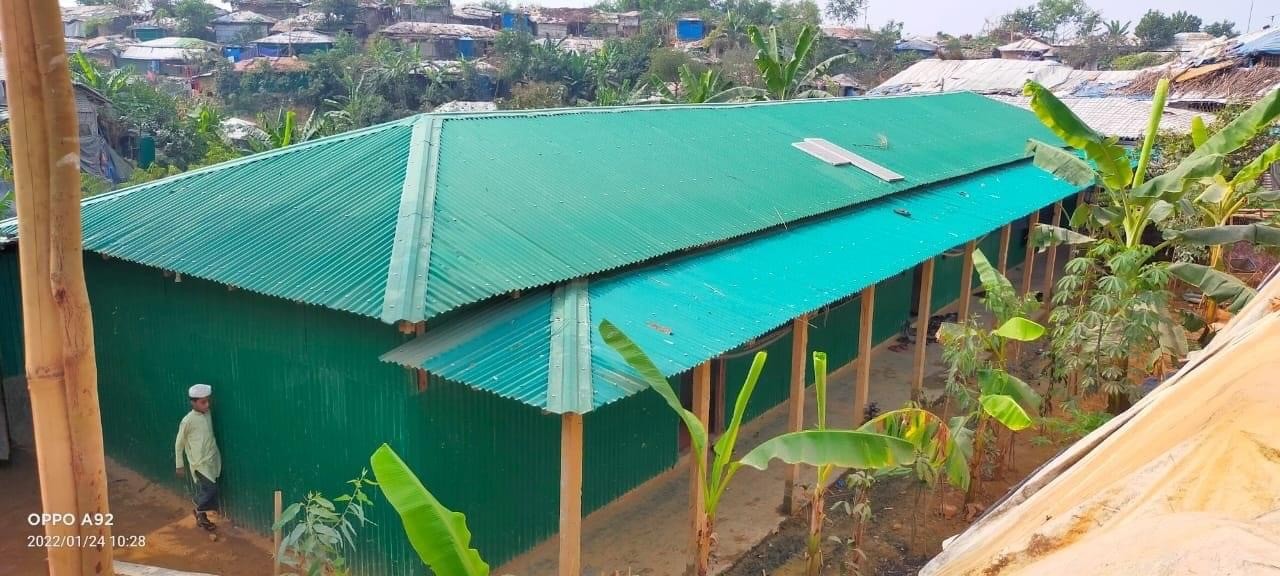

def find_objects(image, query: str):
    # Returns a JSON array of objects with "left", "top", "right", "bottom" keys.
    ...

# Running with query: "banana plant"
[
  {"left": 1175, "top": 113, "right": 1280, "bottom": 322},
  {"left": 799, "top": 352, "right": 836, "bottom": 576},
  {"left": 937, "top": 248, "right": 1043, "bottom": 504},
  {"left": 370, "top": 444, "right": 489, "bottom": 576},
  {"left": 650, "top": 64, "right": 764, "bottom": 104},
  {"left": 857, "top": 405, "right": 971, "bottom": 555},
  {"left": 746, "top": 24, "right": 854, "bottom": 100},
  {"left": 599, "top": 320, "right": 912, "bottom": 576}
]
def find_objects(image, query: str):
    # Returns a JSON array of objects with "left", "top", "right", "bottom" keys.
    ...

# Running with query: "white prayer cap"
[{"left": 188, "top": 384, "right": 212, "bottom": 399}]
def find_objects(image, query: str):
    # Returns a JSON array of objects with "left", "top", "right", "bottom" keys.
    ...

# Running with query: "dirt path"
[{"left": 0, "top": 449, "right": 273, "bottom": 576}]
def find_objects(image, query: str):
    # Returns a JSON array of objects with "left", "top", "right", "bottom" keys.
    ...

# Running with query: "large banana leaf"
[
  {"left": 992, "top": 316, "right": 1045, "bottom": 342},
  {"left": 599, "top": 320, "right": 709, "bottom": 462},
  {"left": 857, "top": 408, "right": 969, "bottom": 490},
  {"left": 739, "top": 430, "right": 915, "bottom": 471},
  {"left": 1129, "top": 153, "right": 1224, "bottom": 199},
  {"left": 1175, "top": 224, "right": 1280, "bottom": 247},
  {"left": 1025, "top": 139, "right": 1096, "bottom": 187},
  {"left": 1023, "top": 81, "right": 1132, "bottom": 190},
  {"left": 370, "top": 444, "right": 489, "bottom": 576},
  {"left": 1032, "top": 223, "right": 1097, "bottom": 249},
  {"left": 708, "top": 350, "right": 767, "bottom": 508},
  {"left": 1231, "top": 141, "right": 1280, "bottom": 186},
  {"left": 979, "top": 395, "right": 1033, "bottom": 431},
  {"left": 1187, "top": 88, "right": 1280, "bottom": 163},
  {"left": 1168, "top": 262, "right": 1257, "bottom": 313},
  {"left": 971, "top": 248, "right": 1013, "bottom": 295},
  {"left": 977, "top": 369, "right": 1042, "bottom": 412}
]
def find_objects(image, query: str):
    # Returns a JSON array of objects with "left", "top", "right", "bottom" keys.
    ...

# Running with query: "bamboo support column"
[
  {"left": 782, "top": 315, "right": 809, "bottom": 514},
  {"left": 559, "top": 412, "right": 584, "bottom": 576},
  {"left": 958, "top": 241, "right": 976, "bottom": 322},
  {"left": 1020, "top": 211, "right": 1041, "bottom": 297},
  {"left": 273, "top": 491, "right": 284, "bottom": 576},
  {"left": 1042, "top": 202, "right": 1064, "bottom": 307},
  {"left": 689, "top": 361, "right": 712, "bottom": 572},
  {"left": 854, "top": 286, "right": 875, "bottom": 426},
  {"left": 912, "top": 259, "right": 935, "bottom": 403},
  {"left": 2, "top": 1, "right": 113, "bottom": 573},
  {"left": 997, "top": 224, "right": 1012, "bottom": 276}
]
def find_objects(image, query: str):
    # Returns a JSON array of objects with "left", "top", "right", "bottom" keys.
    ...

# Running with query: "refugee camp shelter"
[
  {"left": 61, "top": 5, "right": 135, "bottom": 38},
  {"left": 922, "top": 266, "right": 1280, "bottom": 575},
  {"left": 212, "top": 10, "right": 278, "bottom": 44},
  {"left": 251, "top": 30, "right": 335, "bottom": 56},
  {"left": 379, "top": 21, "right": 497, "bottom": 58},
  {"left": 0, "top": 93, "right": 1082, "bottom": 574},
  {"left": 119, "top": 37, "right": 219, "bottom": 76},
  {"left": 998, "top": 38, "right": 1053, "bottom": 60}
]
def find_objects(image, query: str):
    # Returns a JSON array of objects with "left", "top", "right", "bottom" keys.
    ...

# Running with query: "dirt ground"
[
  {"left": 0, "top": 449, "right": 273, "bottom": 576},
  {"left": 722, "top": 425, "right": 1066, "bottom": 576}
]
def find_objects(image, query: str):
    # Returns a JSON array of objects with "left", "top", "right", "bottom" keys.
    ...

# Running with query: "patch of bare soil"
[
  {"left": 0, "top": 449, "right": 272, "bottom": 575},
  {"left": 723, "top": 426, "right": 1065, "bottom": 576}
]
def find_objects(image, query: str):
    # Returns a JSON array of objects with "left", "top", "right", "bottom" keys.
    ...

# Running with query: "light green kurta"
[{"left": 175, "top": 410, "right": 222, "bottom": 482}]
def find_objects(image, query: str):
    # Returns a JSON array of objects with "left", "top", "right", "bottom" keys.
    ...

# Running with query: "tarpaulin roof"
[
  {"left": 871, "top": 58, "right": 1141, "bottom": 97},
  {"left": 1234, "top": 26, "right": 1280, "bottom": 56},
  {"left": 922, "top": 266, "right": 1280, "bottom": 575},
  {"left": 986, "top": 95, "right": 1211, "bottom": 140},
  {"left": 381, "top": 160, "right": 1083, "bottom": 413},
  {"left": 0, "top": 93, "right": 1058, "bottom": 325}
]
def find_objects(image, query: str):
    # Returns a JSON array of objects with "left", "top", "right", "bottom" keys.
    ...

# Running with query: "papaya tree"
[{"left": 599, "top": 320, "right": 913, "bottom": 576}]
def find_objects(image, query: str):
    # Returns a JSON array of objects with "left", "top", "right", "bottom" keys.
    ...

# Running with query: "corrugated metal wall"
[
  {"left": 931, "top": 248, "right": 967, "bottom": 314},
  {"left": 0, "top": 256, "right": 681, "bottom": 571},
  {"left": 0, "top": 249, "right": 23, "bottom": 378}
]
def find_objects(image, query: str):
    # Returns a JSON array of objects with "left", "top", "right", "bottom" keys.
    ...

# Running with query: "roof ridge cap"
[
  {"left": 547, "top": 278, "right": 593, "bottom": 414},
  {"left": 380, "top": 114, "right": 441, "bottom": 323}
]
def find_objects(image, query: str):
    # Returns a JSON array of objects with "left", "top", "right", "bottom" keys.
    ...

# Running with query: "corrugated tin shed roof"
[
  {"left": 871, "top": 58, "right": 1141, "bottom": 96},
  {"left": 252, "top": 30, "right": 335, "bottom": 44},
  {"left": 120, "top": 37, "right": 218, "bottom": 61},
  {"left": 1234, "top": 26, "right": 1280, "bottom": 56},
  {"left": 213, "top": 10, "right": 277, "bottom": 24},
  {"left": 380, "top": 21, "right": 499, "bottom": 39},
  {"left": 986, "top": 95, "right": 1211, "bottom": 140},
  {"left": 432, "top": 101, "right": 499, "bottom": 113},
  {"left": 382, "top": 160, "right": 1084, "bottom": 412},
  {"left": 61, "top": 5, "right": 134, "bottom": 22},
  {"left": 0, "top": 93, "right": 1059, "bottom": 325},
  {"left": 999, "top": 38, "right": 1052, "bottom": 53}
]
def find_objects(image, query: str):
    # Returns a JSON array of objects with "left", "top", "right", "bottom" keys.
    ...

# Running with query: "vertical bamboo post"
[
  {"left": 1042, "top": 202, "right": 1064, "bottom": 307},
  {"left": 958, "top": 240, "right": 976, "bottom": 321},
  {"left": 1020, "top": 211, "right": 1041, "bottom": 297},
  {"left": 854, "top": 286, "right": 875, "bottom": 426},
  {"left": 559, "top": 412, "right": 584, "bottom": 576},
  {"left": 912, "top": 259, "right": 935, "bottom": 403},
  {"left": 273, "top": 490, "right": 283, "bottom": 576},
  {"left": 997, "top": 223, "right": 1012, "bottom": 276},
  {"left": 2, "top": 1, "right": 113, "bottom": 573},
  {"left": 689, "top": 361, "right": 712, "bottom": 574},
  {"left": 782, "top": 315, "right": 809, "bottom": 514}
]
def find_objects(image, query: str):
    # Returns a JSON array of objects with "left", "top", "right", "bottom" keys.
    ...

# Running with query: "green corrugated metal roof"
[
  {"left": 0, "top": 93, "right": 1061, "bottom": 323},
  {"left": 382, "top": 160, "right": 1084, "bottom": 413}
]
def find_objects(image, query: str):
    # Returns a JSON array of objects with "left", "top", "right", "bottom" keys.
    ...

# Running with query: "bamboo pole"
[
  {"left": 273, "top": 491, "right": 283, "bottom": 576},
  {"left": 2, "top": 1, "right": 113, "bottom": 573},
  {"left": 854, "top": 287, "right": 875, "bottom": 426},
  {"left": 912, "top": 259, "right": 935, "bottom": 403},
  {"left": 1042, "top": 202, "right": 1064, "bottom": 308},
  {"left": 1020, "top": 211, "right": 1041, "bottom": 297},
  {"left": 997, "top": 224, "right": 1012, "bottom": 276},
  {"left": 782, "top": 315, "right": 809, "bottom": 515},
  {"left": 689, "top": 361, "right": 712, "bottom": 575},
  {"left": 559, "top": 412, "right": 584, "bottom": 576},
  {"left": 958, "top": 241, "right": 976, "bottom": 321}
]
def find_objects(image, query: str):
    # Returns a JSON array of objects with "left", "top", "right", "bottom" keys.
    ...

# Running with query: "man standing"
[{"left": 175, "top": 384, "right": 221, "bottom": 531}]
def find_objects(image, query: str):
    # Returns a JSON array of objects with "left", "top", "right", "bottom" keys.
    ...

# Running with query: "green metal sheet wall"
[
  {"left": 723, "top": 327, "right": 795, "bottom": 424},
  {"left": 931, "top": 249, "right": 966, "bottom": 314},
  {"left": 0, "top": 249, "right": 23, "bottom": 378},
  {"left": 873, "top": 271, "right": 914, "bottom": 345},
  {"left": 37, "top": 256, "right": 677, "bottom": 571}
]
